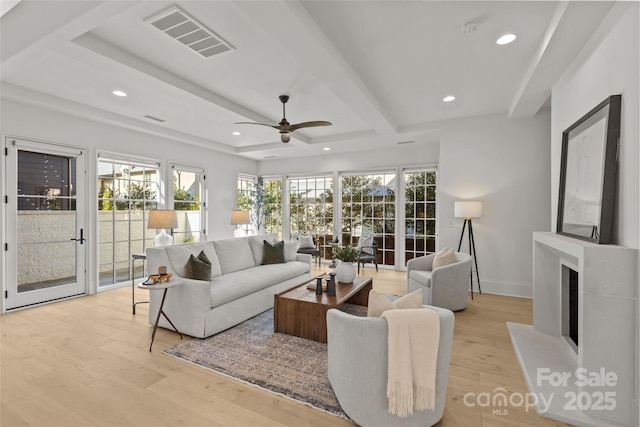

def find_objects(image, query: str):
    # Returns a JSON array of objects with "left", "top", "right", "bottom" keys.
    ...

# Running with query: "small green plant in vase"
[
  {"left": 332, "top": 245, "right": 358, "bottom": 282},
  {"left": 332, "top": 245, "right": 359, "bottom": 262}
]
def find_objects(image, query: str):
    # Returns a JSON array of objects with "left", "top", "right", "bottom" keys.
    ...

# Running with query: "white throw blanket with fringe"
[{"left": 381, "top": 308, "right": 440, "bottom": 417}]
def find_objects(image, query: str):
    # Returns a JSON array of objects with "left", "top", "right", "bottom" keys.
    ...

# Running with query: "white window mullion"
[{"left": 395, "top": 166, "right": 405, "bottom": 270}]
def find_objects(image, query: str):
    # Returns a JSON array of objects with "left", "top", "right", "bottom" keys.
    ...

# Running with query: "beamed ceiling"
[{"left": 1, "top": 1, "right": 614, "bottom": 159}]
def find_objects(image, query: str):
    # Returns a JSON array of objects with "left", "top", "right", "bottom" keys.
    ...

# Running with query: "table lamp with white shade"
[
  {"left": 230, "top": 209, "right": 251, "bottom": 237},
  {"left": 454, "top": 201, "right": 482, "bottom": 296},
  {"left": 148, "top": 209, "right": 178, "bottom": 247}
]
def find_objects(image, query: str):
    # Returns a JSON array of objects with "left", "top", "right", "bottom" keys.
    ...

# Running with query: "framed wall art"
[{"left": 556, "top": 94, "right": 621, "bottom": 244}]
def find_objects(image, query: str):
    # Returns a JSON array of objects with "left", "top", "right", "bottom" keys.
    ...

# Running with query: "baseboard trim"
[{"left": 473, "top": 279, "right": 532, "bottom": 298}]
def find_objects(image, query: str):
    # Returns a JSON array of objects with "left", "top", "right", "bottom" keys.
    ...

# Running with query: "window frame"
[
  {"left": 287, "top": 174, "right": 334, "bottom": 259},
  {"left": 339, "top": 170, "right": 397, "bottom": 266},
  {"left": 97, "top": 153, "right": 160, "bottom": 288},
  {"left": 262, "top": 175, "right": 284, "bottom": 239},
  {"left": 170, "top": 164, "right": 207, "bottom": 244},
  {"left": 402, "top": 167, "right": 438, "bottom": 265},
  {"left": 236, "top": 174, "right": 255, "bottom": 235}
]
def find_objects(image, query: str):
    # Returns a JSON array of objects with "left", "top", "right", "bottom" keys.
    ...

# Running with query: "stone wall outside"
[{"left": 17, "top": 210, "right": 198, "bottom": 284}]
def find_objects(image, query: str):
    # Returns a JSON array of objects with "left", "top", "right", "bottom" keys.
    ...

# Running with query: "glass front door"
[{"left": 4, "top": 138, "right": 86, "bottom": 310}]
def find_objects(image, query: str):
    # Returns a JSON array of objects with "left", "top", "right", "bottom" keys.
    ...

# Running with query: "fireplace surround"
[{"left": 509, "top": 232, "right": 637, "bottom": 426}]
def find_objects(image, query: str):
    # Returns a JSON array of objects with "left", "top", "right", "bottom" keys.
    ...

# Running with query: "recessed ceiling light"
[
  {"left": 112, "top": 90, "right": 127, "bottom": 97},
  {"left": 443, "top": 95, "right": 456, "bottom": 102},
  {"left": 323, "top": 147, "right": 331, "bottom": 151},
  {"left": 232, "top": 131, "right": 241, "bottom": 136},
  {"left": 496, "top": 34, "right": 516, "bottom": 45}
]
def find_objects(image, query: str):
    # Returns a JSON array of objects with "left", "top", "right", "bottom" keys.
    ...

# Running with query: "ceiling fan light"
[{"left": 281, "top": 132, "right": 291, "bottom": 143}]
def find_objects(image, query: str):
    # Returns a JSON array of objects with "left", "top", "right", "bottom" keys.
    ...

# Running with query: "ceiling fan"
[{"left": 234, "top": 95, "right": 332, "bottom": 143}]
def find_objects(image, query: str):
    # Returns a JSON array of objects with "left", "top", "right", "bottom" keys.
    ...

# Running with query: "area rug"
[{"left": 163, "top": 304, "right": 366, "bottom": 419}]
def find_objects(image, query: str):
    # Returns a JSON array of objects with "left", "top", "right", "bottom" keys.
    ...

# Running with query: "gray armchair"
[
  {"left": 407, "top": 252, "right": 472, "bottom": 311},
  {"left": 327, "top": 306, "right": 455, "bottom": 427}
]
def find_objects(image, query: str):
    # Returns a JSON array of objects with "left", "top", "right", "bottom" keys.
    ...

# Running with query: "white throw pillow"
[
  {"left": 357, "top": 234, "right": 374, "bottom": 255},
  {"left": 284, "top": 241, "right": 298, "bottom": 261},
  {"left": 432, "top": 248, "right": 458, "bottom": 270},
  {"left": 367, "top": 289, "right": 423, "bottom": 317},
  {"left": 298, "top": 234, "right": 315, "bottom": 249}
]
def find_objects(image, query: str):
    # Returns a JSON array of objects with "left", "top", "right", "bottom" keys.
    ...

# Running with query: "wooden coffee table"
[{"left": 274, "top": 275, "right": 373, "bottom": 343}]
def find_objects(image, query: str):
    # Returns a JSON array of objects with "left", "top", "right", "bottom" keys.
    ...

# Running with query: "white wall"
[
  {"left": 438, "top": 112, "right": 552, "bottom": 297},
  {"left": 551, "top": 3, "right": 639, "bottom": 423},
  {"left": 1, "top": 99, "right": 257, "bottom": 294}
]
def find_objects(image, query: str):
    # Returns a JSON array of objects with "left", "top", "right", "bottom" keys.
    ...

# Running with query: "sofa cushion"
[
  {"left": 185, "top": 251, "right": 211, "bottom": 280},
  {"left": 367, "top": 289, "right": 423, "bottom": 317},
  {"left": 165, "top": 242, "right": 222, "bottom": 278},
  {"left": 409, "top": 270, "right": 432, "bottom": 287},
  {"left": 248, "top": 235, "right": 268, "bottom": 266},
  {"left": 213, "top": 237, "right": 255, "bottom": 274},
  {"left": 210, "top": 261, "right": 310, "bottom": 308},
  {"left": 262, "top": 240, "right": 285, "bottom": 265}
]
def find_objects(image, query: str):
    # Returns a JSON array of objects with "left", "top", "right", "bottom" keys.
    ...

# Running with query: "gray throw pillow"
[
  {"left": 185, "top": 250, "right": 212, "bottom": 280},
  {"left": 262, "top": 240, "right": 285, "bottom": 265}
]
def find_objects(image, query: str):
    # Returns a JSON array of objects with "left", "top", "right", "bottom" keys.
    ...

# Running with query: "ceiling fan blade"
[
  {"left": 287, "top": 121, "right": 332, "bottom": 132},
  {"left": 234, "top": 97, "right": 331, "bottom": 143},
  {"left": 233, "top": 121, "right": 275, "bottom": 128}
]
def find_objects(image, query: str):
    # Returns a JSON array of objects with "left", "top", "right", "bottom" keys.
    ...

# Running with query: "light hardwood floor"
[{"left": 1, "top": 266, "right": 573, "bottom": 427}]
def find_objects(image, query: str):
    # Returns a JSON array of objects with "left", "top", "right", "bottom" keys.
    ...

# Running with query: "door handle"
[{"left": 71, "top": 228, "right": 85, "bottom": 245}]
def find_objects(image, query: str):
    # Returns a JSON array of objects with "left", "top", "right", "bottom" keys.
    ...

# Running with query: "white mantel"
[{"left": 509, "top": 232, "right": 637, "bottom": 426}]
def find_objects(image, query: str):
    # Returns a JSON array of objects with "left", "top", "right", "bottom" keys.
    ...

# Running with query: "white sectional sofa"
[{"left": 145, "top": 236, "right": 312, "bottom": 338}]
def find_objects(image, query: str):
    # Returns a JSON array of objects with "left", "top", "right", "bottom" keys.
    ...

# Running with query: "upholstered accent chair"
[
  {"left": 326, "top": 305, "right": 455, "bottom": 427},
  {"left": 406, "top": 252, "right": 472, "bottom": 311}
]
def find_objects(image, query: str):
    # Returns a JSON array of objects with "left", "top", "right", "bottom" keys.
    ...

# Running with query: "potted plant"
[{"left": 332, "top": 245, "right": 359, "bottom": 283}]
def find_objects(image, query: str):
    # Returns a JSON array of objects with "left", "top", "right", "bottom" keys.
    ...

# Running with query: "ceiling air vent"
[{"left": 147, "top": 7, "right": 234, "bottom": 58}]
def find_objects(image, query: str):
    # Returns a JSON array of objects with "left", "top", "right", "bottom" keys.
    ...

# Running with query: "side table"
[
  {"left": 137, "top": 281, "right": 183, "bottom": 351},
  {"left": 132, "top": 253, "right": 147, "bottom": 314}
]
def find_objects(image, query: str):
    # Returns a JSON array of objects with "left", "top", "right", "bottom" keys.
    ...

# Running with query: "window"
[
  {"left": 17, "top": 151, "right": 76, "bottom": 210},
  {"left": 236, "top": 175, "right": 254, "bottom": 235},
  {"left": 341, "top": 172, "right": 396, "bottom": 266},
  {"left": 404, "top": 169, "right": 437, "bottom": 264},
  {"left": 172, "top": 165, "right": 206, "bottom": 244},
  {"left": 97, "top": 157, "right": 159, "bottom": 286},
  {"left": 289, "top": 175, "right": 333, "bottom": 255},
  {"left": 263, "top": 177, "right": 283, "bottom": 239}
]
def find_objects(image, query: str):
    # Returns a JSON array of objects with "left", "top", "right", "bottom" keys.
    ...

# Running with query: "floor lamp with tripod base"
[{"left": 455, "top": 201, "right": 482, "bottom": 299}]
